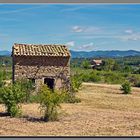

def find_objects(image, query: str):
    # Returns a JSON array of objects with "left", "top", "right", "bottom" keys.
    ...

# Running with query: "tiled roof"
[
  {"left": 93, "top": 60, "right": 103, "bottom": 64},
  {"left": 12, "top": 43, "right": 71, "bottom": 57}
]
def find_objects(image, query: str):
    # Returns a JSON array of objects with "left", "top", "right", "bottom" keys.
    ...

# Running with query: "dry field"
[{"left": 0, "top": 82, "right": 140, "bottom": 136}]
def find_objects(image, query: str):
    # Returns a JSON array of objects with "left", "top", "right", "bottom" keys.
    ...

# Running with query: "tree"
[
  {"left": 81, "top": 60, "right": 90, "bottom": 69},
  {"left": 103, "top": 59, "right": 115, "bottom": 71},
  {"left": 113, "top": 62, "right": 121, "bottom": 71},
  {"left": 123, "top": 66, "right": 132, "bottom": 73}
]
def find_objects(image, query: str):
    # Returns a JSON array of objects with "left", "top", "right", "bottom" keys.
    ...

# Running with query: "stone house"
[
  {"left": 90, "top": 59, "right": 104, "bottom": 69},
  {"left": 12, "top": 43, "right": 71, "bottom": 91}
]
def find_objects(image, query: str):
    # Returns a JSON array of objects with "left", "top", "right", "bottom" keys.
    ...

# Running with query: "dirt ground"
[{"left": 0, "top": 82, "right": 140, "bottom": 136}]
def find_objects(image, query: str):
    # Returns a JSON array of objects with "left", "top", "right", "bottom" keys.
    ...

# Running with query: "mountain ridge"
[
  {"left": 70, "top": 50, "right": 140, "bottom": 58},
  {"left": 0, "top": 50, "right": 140, "bottom": 58}
]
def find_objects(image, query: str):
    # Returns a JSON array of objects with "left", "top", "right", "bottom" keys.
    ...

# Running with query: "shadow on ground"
[
  {"left": 0, "top": 112, "right": 10, "bottom": 117},
  {"left": 23, "top": 115, "right": 46, "bottom": 122},
  {"left": 0, "top": 112, "right": 48, "bottom": 122}
]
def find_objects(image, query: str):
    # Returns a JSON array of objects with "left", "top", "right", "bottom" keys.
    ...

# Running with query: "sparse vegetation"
[
  {"left": 0, "top": 55, "right": 139, "bottom": 122},
  {"left": 0, "top": 83, "right": 139, "bottom": 136}
]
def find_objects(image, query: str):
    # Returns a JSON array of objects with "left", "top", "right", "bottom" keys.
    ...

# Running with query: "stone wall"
[{"left": 12, "top": 56, "right": 70, "bottom": 90}]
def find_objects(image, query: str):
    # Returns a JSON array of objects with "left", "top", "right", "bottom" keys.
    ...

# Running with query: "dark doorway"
[{"left": 44, "top": 78, "right": 54, "bottom": 90}]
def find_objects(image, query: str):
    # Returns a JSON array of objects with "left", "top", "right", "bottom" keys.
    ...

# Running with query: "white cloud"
[
  {"left": 124, "top": 29, "right": 133, "bottom": 34},
  {"left": 121, "top": 33, "right": 140, "bottom": 41},
  {"left": 121, "top": 29, "right": 140, "bottom": 41},
  {"left": 72, "top": 26, "right": 84, "bottom": 33},
  {"left": 72, "top": 26, "right": 101, "bottom": 33},
  {"left": 65, "top": 41, "right": 75, "bottom": 47},
  {"left": 80, "top": 42, "right": 94, "bottom": 50}
]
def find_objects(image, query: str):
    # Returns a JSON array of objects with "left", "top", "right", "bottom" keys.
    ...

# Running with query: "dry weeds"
[{"left": 0, "top": 82, "right": 140, "bottom": 136}]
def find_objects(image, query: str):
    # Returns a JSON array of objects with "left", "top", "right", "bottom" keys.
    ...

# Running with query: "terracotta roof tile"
[
  {"left": 12, "top": 43, "right": 71, "bottom": 57},
  {"left": 93, "top": 59, "right": 103, "bottom": 64}
]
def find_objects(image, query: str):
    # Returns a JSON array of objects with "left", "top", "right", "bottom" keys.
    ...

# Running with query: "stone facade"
[{"left": 12, "top": 44, "right": 71, "bottom": 91}]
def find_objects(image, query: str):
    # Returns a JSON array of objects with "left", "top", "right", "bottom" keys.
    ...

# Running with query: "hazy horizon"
[{"left": 0, "top": 49, "right": 140, "bottom": 52}]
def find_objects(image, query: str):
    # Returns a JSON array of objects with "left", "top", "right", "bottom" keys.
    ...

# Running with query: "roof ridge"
[
  {"left": 12, "top": 43, "right": 70, "bottom": 57},
  {"left": 14, "top": 43, "right": 66, "bottom": 46}
]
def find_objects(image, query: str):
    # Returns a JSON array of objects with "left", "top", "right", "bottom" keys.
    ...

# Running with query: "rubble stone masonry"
[{"left": 12, "top": 44, "right": 71, "bottom": 91}]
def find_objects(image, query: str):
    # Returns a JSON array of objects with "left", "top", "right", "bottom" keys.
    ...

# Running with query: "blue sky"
[{"left": 0, "top": 4, "right": 140, "bottom": 51}]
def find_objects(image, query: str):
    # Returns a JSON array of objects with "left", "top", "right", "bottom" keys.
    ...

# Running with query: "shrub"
[
  {"left": 121, "top": 81, "right": 132, "bottom": 94},
  {"left": 102, "top": 59, "right": 115, "bottom": 71},
  {"left": 0, "top": 83, "right": 26, "bottom": 117},
  {"left": 88, "top": 71, "right": 101, "bottom": 82},
  {"left": 18, "top": 79, "right": 35, "bottom": 103},
  {"left": 62, "top": 89, "right": 81, "bottom": 103},
  {"left": 61, "top": 74, "right": 82, "bottom": 104},
  {"left": 29, "top": 95, "right": 40, "bottom": 103},
  {"left": 81, "top": 60, "right": 91, "bottom": 69},
  {"left": 70, "top": 74, "right": 82, "bottom": 93},
  {"left": 0, "top": 70, "right": 6, "bottom": 88},
  {"left": 81, "top": 74, "right": 90, "bottom": 82},
  {"left": 104, "top": 72, "right": 125, "bottom": 84},
  {"left": 0, "top": 78, "right": 4, "bottom": 88},
  {"left": 38, "top": 85, "right": 64, "bottom": 121},
  {"left": 127, "top": 75, "right": 140, "bottom": 87},
  {"left": 81, "top": 71, "right": 101, "bottom": 83}
]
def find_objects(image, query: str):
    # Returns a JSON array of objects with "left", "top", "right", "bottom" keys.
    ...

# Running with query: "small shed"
[
  {"left": 91, "top": 59, "right": 103, "bottom": 69},
  {"left": 12, "top": 43, "right": 71, "bottom": 91}
]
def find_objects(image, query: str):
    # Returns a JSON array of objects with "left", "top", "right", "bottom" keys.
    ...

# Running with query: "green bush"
[
  {"left": 29, "top": 95, "right": 40, "bottom": 103},
  {"left": 88, "top": 71, "right": 101, "bottom": 82},
  {"left": 61, "top": 74, "right": 82, "bottom": 104},
  {"left": 0, "top": 78, "right": 4, "bottom": 88},
  {"left": 0, "top": 70, "right": 5, "bottom": 88},
  {"left": 81, "top": 74, "right": 90, "bottom": 82},
  {"left": 18, "top": 79, "right": 35, "bottom": 103},
  {"left": 81, "top": 71, "right": 101, "bottom": 83},
  {"left": 127, "top": 75, "right": 140, "bottom": 87},
  {"left": 104, "top": 72, "right": 125, "bottom": 84},
  {"left": 62, "top": 89, "right": 81, "bottom": 103},
  {"left": 81, "top": 60, "right": 91, "bottom": 69},
  {"left": 38, "top": 85, "right": 64, "bottom": 121},
  {"left": 70, "top": 74, "right": 82, "bottom": 93},
  {"left": 64, "top": 94, "right": 81, "bottom": 103},
  {"left": 121, "top": 81, "right": 132, "bottom": 94},
  {"left": 0, "top": 83, "right": 26, "bottom": 117}
]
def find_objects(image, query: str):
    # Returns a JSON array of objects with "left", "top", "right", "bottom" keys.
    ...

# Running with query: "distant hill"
[
  {"left": 0, "top": 50, "right": 140, "bottom": 58},
  {"left": 70, "top": 50, "right": 140, "bottom": 58},
  {"left": 0, "top": 51, "right": 11, "bottom": 56}
]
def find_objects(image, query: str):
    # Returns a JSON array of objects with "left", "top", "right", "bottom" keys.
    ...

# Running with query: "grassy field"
[{"left": 0, "top": 82, "right": 140, "bottom": 136}]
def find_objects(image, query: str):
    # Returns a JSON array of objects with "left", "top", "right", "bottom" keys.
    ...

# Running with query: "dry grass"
[{"left": 0, "top": 82, "right": 140, "bottom": 136}]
